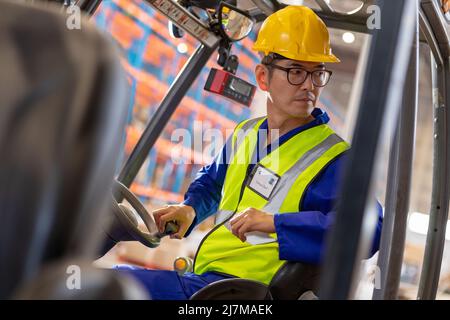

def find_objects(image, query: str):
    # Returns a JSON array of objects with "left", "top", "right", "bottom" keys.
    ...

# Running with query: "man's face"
[{"left": 256, "top": 59, "right": 327, "bottom": 119}]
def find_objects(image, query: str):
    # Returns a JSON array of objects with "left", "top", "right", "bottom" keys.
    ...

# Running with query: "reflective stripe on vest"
[
  {"left": 215, "top": 117, "right": 266, "bottom": 226},
  {"left": 263, "top": 133, "right": 343, "bottom": 213},
  {"left": 215, "top": 209, "right": 234, "bottom": 225},
  {"left": 219, "top": 117, "right": 267, "bottom": 213},
  {"left": 194, "top": 117, "right": 349, "bottom": 284}
]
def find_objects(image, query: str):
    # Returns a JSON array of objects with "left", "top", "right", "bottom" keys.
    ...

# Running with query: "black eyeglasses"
[{"left": 264, "top": 64, "right": 332, "bottom": 87}]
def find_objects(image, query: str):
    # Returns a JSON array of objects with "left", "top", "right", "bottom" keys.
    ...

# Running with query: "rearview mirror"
[{"left": 219, "top": 2, "right": 254, "bottom": 41}]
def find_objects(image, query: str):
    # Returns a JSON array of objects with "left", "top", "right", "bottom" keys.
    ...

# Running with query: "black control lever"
[{"left": 157, "top": 221, "right": 180, "bottom": 238}]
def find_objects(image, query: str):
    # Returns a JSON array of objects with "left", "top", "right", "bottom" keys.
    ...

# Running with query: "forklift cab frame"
[{"left": 2, "top": 0, "right": 449, "bottom": 300}]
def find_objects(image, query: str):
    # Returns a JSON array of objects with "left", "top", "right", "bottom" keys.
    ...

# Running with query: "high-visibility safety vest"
[{"left": 193, "top": 117, "right": 349, "bottom": 284}]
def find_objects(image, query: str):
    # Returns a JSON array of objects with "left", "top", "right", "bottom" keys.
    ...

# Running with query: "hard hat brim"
[{"left": 252, "top": 45, "right": 341, "bottom": 63}]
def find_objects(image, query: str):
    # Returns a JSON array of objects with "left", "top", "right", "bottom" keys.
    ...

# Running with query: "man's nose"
[{"left": 299, "top": 73, "right": 315, "bottom": 91}]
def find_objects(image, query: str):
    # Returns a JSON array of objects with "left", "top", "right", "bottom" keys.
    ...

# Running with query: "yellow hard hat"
[{"left": 252, "top": 5, "right": 340, "bottom": 63}]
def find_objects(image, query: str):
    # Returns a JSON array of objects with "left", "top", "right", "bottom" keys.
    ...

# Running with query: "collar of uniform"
[
  {"left": 257, "top": 108, "right": 330, "bottom": 159},
  {"left": 259, "top": 107, "right": 329, "bottom": 129}
]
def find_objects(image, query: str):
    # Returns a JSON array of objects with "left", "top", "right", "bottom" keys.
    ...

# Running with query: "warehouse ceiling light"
[
  {"left": 177, "top": 43, "right": 188, "bottom": 54},
  {"left": 277, "top": 0, "right": 304, "bottom": 5},
  {"left": 408, "top": 212, "right": 450, "bottom": 241},
  {"left": 342, "top": 31, "right": 355, "bottom": 43},
  {"left": 325, "top": 0, "right": 365, "bottom": 14}
]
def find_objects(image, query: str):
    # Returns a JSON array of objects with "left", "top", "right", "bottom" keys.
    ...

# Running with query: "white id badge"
[
  {"left": 247, "top": 164, "right": 280, "bottom": 200},
  {"left": 245, "top": 231, "right": 277, "bottom": 245}
]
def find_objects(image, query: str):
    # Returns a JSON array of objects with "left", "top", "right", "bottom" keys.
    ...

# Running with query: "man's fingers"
[
  {"left": 230, "top": 211, "right": 247, "bottom": 226},
  {"left": 233, "top": 219, "right": 250, "bottom": 242},
  {"left": 158, "top": 211, "right": 177, "bottom": 232},
  {"left": 238, "top": 221, "right": 250, "bottom": 242},
  {"left": 177, "top": 223, "right": 189, "bottom": 238},
  {"left": 152, "top": 206, "right": 170, "bottom": 216},
  {"left": 152, "top": 207, "right": 171, "bottom": 224},
  {"left": 170, "top": 224, "right": 187, "bottom": 240},
  {"left": 230, "top": 214, "right": 242, "bottom": 227},
  {"left": 169, "top": 223, "right": 187, "bottom": 240},
  {"left": 170, "top": 233, "right": 182, "bottom": 240},
  {"left": 231, "top": 217, "right": 245, "bottom": 237}
]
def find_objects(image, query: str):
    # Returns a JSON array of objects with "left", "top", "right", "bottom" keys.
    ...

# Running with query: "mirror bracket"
[
  {"left": 216, "top": 39, "right": 239, "bottom": 75},
  {"left": 217, "top": 39, "right": 231, "bottom": 67},
  {"left": 224, "top": 54, "right": 239, "bottom": 74}
]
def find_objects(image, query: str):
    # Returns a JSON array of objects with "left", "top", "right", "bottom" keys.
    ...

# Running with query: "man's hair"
[
  {"left": 260, "top": 52, "right": 289, "bottom": 80},
  {"left": 261, "top": 52, "right": 288, "bottom": 65}
]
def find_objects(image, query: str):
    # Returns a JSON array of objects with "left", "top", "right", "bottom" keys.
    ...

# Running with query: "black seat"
[
  {"left": 190, "top": 278, "right": 273, "bottom": 300},
  {"left": 268, "top": 262, "right": 320, "bottom": 300},
  {"left": 190, "top": 262, "right": 320, "bottom": 300},
  {"left": 14, "top": 259, "right": 149, "bottom": 300},
  {"left": 0, "top": 0, "right": 135, "bottom": 299}
]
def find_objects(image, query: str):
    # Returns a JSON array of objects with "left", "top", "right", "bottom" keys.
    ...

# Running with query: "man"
[{"left": 117, "top": 5, "right": 383, "bottom": 299}]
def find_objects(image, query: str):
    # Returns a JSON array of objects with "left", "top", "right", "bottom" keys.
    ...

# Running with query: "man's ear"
[{"left": 255, "top": 64, "right": 270, "bottom": 91}]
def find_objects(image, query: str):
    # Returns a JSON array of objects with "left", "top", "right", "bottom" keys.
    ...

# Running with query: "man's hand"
[
  {"left": 152, "top": 204, "right": 196, "bottom": 239},
  {"left": 229, "top": 207, "right": 275, "bottom": 242}
]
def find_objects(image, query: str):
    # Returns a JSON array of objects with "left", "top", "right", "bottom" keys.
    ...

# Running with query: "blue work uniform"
[{"left": 116, "top": 108, "right": 383, "bottom": 299}]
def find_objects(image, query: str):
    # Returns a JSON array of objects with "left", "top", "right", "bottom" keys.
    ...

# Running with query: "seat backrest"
[
  {"left": 190, "top": 278, "right": 273, "bottom": 300},
  {"left": 0, "top": 0, "right": 128, "bottom": 299},
  {"left": 268, "top": 262, "right": 321, "bottom": 300}
]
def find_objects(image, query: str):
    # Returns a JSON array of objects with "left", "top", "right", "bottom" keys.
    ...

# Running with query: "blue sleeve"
[
  {"left": 182, "top": 137, "right": 231, "bottom": 236},
  {"left": 274, "top": 153, "right": 383, "bottom": 264}
]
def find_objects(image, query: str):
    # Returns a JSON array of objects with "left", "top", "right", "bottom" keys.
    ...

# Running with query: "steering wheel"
[{"left": 111, "top": 180, "right": 179, "bottom": 248}]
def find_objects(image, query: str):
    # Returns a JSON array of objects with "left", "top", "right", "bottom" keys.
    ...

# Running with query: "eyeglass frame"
[{"left": 262, "top": 63, "right": 333, "bottom": 87}]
